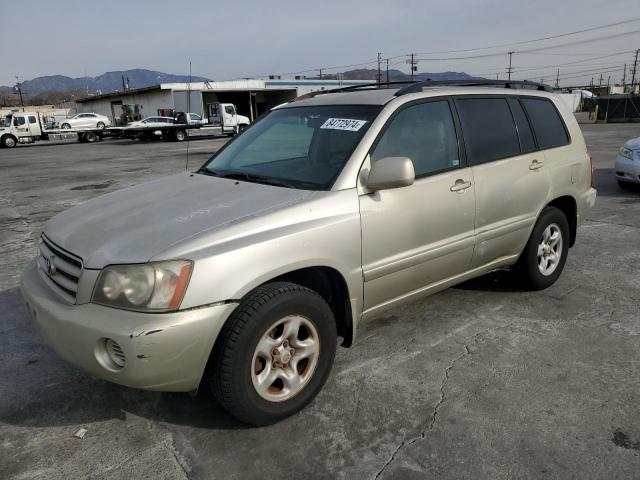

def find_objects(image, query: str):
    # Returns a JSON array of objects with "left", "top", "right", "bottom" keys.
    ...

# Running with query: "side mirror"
[{"left": 366, "top": 156, "right": 415, "bottom": 191}]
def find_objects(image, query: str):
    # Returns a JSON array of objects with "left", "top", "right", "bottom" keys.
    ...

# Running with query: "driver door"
[{"left": 359, "top": 98, "right": 476, "bottom": 314}]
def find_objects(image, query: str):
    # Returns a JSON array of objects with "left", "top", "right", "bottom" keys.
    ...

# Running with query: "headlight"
[
  {"left": 619, "top": 147, "right": 634, "bottom": 160},
  {"left": 92, "top": 260, "right": 193, "bottom": 312}
]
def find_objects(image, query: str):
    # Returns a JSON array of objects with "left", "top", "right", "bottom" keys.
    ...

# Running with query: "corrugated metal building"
[{"left": 75, "top": 79, "right": 373, "bottom": 125}]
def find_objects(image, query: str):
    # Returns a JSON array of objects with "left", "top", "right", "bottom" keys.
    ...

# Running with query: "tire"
[
  {"left": 85, "top": 132, "right": 98, "bottom": 143},
  {"left": 1, "top": 135, "right": 17, "bottom": 148},
  {"left": 617, "top": 179, "right": 636, "bottom": 190},
  {"left": 61, "top": 123, "right": 71, "bottom": 129},
  {"left": 210, "top": 281, "right": 337, "bottom": 426},
  {"left": 239, "top": 124, "right": 248, "bottom": 132},
  {"left": 174, "top": 130, "right": 186, "bottom": 142},
  {"left": 96, "top": 121, "right": 105, "bottom": 130},
  {"left": 513, "top": 206, "right": 570, "bottom": 290}
]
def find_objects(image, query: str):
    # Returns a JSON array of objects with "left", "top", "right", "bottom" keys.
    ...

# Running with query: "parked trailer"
[{"left": 0, "top": 111, "right": 113, "bottom": 148}]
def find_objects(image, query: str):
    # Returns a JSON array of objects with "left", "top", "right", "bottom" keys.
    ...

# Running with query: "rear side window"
[
  {"left": 455, "top": 98, "right": 520, "bottom": 165},
  {"left": 521, "top": 98, "right": 569, "bottom": 149},
  {"left": 507, "top": 98, "right": 536, "bottom": 153},
  {"left": 28, "top": 115, "right": 37, "bottom": 124}
]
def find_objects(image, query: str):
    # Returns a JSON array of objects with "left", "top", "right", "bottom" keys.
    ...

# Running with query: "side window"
[
  {"left": 28, "top": 115, "right": 37, "bottom": 124},
  {"left": 507, "top": 98, "right": 536, "bottom": 153},
  {"left": 521, "top": 98, "right": 569, "bottom": 149},
  {"left": 224, "top": 105, "right": 235, "bottom": 115},
  {"left": 371, "top": 100, "right": 460, "bottom": 176},
  {"left": 455, "top": 98, "right": 520, "bottom": 165},
  {"left": 14, "top": 117, "right": 26, "bottom": 126},
  {"left": 191, "top": 114, "right": 201, "bottom": 120}
]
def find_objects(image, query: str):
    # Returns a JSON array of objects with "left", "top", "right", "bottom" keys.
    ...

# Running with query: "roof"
[
  {"left": 284, "top": 84, "right": 558, "bottom": 108},
  {"left": 76, "top": 85, "right": 163, "bottom": 103}
]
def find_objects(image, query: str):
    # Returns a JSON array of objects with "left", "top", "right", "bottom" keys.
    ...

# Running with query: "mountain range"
[
  {"left": 1, "top": 68, "right": 482, "bottom": 98},
  {"left": 0, "top": 69, "right": 210, "bottom": 96}
]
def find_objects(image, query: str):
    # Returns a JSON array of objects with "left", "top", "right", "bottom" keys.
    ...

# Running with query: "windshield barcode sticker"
[{"left": 320, "top": 118, "right": 367, "bottom": 132}]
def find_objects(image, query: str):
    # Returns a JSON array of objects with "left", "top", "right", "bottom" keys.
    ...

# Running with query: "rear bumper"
[
  {"left": 576, "top": 187, "right": 597, "bottom": 225},
  {"left": 615, "top": 154, "right": 640, "bottom": 183},
  {"left": 21, "top": 259, "right": 237, "bottom": 392}
]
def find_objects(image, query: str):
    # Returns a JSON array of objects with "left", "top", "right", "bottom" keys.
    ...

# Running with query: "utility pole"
[
  {"left": 631, "top": 49, "right": 639, "bottom": 93},
  {"left": 407, "top": 53, "right": 418, "bottom": 81},
  {"left": 598, "top": 73, "right": 603, "bottom": 88},
  {"left": 377, "top": 52, "right": 382, "bottom": 84},
  {"left": 14, "top": 76, "right": 24, "bottom": 111},
  {"left": 555, "top": 68, "right": 560, "bottom": 89},
  {"left": 319, "top": 68, "right": 322, "bottom": 80},
  {"left": 507, "top": 51, "right": 514, "bottom": 81},
  {"left": 386, "top": 58, "right": 389, "bottom": 83},
  {"left": 622, "top": 64, "right": 626, "bottom": 91}
]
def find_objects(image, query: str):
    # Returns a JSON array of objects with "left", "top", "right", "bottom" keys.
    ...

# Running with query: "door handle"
[
  {"left": 529, "top": 159, "right": 544, "bottom": 170},
  {"left": 450, "top": 179, "right": 472, "bottom": 192}
]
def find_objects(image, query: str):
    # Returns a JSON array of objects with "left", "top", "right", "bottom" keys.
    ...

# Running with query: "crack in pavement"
[
  {"left": 145, "top": 418, "right": 192, "bottom": 479},
  {"left": 584, "top": 218, "right": 640, "bottom": 231},
  {"left": 373, "top": 344, "right": 471, "bottom": 480}
]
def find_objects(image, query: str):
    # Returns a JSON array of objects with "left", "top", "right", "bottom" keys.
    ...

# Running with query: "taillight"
[{"left": 587, "top": 152, "right": 594, "bottom": 187}]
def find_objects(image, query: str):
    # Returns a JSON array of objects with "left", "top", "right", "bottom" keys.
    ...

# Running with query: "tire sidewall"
[
  {"left": 520, "top": 207, "right": 570, "bottom": 290},
  {"left": 220, "top": 286, "right": 336, "bottom": 424},
  {"left": 2, "top": 136, "right": 17, "bottom": 148}
]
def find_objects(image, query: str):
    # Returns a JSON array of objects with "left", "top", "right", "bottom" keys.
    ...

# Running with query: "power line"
[{"left": 413, "top": 17, "right": 640, "bottom": 55}]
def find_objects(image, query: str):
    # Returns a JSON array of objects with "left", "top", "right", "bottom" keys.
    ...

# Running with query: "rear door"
[
  {"left": 359, "top": 98, "right": 476, "bottom": 313},
  {"left": 455, "top": 95, "right": 550, "bottom": 268},
  {"left": 27, "top": 114, "right": 41, "bottom": 136}
]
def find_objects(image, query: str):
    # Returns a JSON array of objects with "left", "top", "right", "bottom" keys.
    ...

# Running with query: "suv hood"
[{"left": 44, "top": 173, "right": 312, "bottom": 268}]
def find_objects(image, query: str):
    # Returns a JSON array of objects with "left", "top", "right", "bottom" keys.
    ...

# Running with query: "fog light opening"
[{"left": 96, "top": 338, "right": 126, "bottom": 371}]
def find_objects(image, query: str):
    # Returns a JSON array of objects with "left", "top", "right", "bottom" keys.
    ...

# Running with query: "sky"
[{"left": 1, "top": 0, "right": 640, "bottom": 88}]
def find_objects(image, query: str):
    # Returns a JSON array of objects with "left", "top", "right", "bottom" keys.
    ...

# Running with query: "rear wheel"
[
  {"left": 210, "top": 282, "right": 337, "bottom": 425},
  {"left": 513, "top": 206, "right": 570, "bottom": 290},
  {"left": 84, "top": 132, "right": 98, "bottom": 143}
]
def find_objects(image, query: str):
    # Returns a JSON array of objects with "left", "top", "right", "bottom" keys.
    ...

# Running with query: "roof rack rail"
[
  {"left": 394, "top": 79, "right": 553, "bottom": 96},
  {"left": 292, "top": 81, "right": 414, "bottom": 101}
]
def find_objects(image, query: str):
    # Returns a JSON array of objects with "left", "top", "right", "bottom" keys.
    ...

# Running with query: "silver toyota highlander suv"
[{"left": 21, "top": 81, "right": 597, "bottom": 425}]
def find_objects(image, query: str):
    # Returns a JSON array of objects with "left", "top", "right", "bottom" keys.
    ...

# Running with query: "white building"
[{"left": 75, "top": 78, "right": 374, "bottom": 125}]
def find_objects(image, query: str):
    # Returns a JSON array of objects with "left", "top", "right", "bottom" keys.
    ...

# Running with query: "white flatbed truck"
[{"left": 1, "top": 111, "right": 112, "bottom": 148}]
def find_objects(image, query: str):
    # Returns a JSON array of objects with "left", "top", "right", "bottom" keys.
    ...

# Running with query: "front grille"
[{"left": 37, "top": 235, "right": 83, "bottom": 303}]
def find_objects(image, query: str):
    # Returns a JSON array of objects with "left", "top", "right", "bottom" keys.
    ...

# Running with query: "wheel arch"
[
  {"left": 546, "top": 195, "right": 578, "bottom": 247},
  {"left": 269, "top": 266, "right": 354, "bottom": 347},
  {"left": 1, "top": 133, "right": 18, "bottom": 147}
]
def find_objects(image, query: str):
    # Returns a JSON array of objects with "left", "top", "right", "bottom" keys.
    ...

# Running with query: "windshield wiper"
[{"left": 200, "top": 169, "right": 297, "bottom": 189}]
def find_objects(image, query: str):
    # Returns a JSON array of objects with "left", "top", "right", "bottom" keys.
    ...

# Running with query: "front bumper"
[
  {"left": 615, "top": 153, "right": 640, "bottom": 184},
  {"left": 20, "top": 259, "right": 237, "bottom": 392}
]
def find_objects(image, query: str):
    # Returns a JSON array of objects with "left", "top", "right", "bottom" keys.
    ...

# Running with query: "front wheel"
[
  {"left": 1, "top": 135, "right": 17, "bottom": 148},
  {"left": 174, "top": 130, "right": 186, "bottom": 142},
  {"left": 513, "top": 206, "right": 570, "bottom": 290},
  {"left": 61, "top": 123, "right": 71, "bottom": 129},
  {"left": 210, "top": 282, "right": 337, "bottom": 425},
  {"left": 96, "top": 121, "right": 105, "bottom": 129}
]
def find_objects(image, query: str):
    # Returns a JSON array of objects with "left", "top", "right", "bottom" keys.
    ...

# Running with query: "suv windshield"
[{"left": 201, "top": 105, "right": 382, "bottom": 190}]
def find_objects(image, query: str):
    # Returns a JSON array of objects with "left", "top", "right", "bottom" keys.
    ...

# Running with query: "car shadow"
[
  {"left": 0, "top": 286, "right": 250, "bottom": 431},
  {"left": 593, "top": 167, "right": 640, "bottom": 198},
  {"left": 453, "top": 269, "right": 527, "bottom": 293}
]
